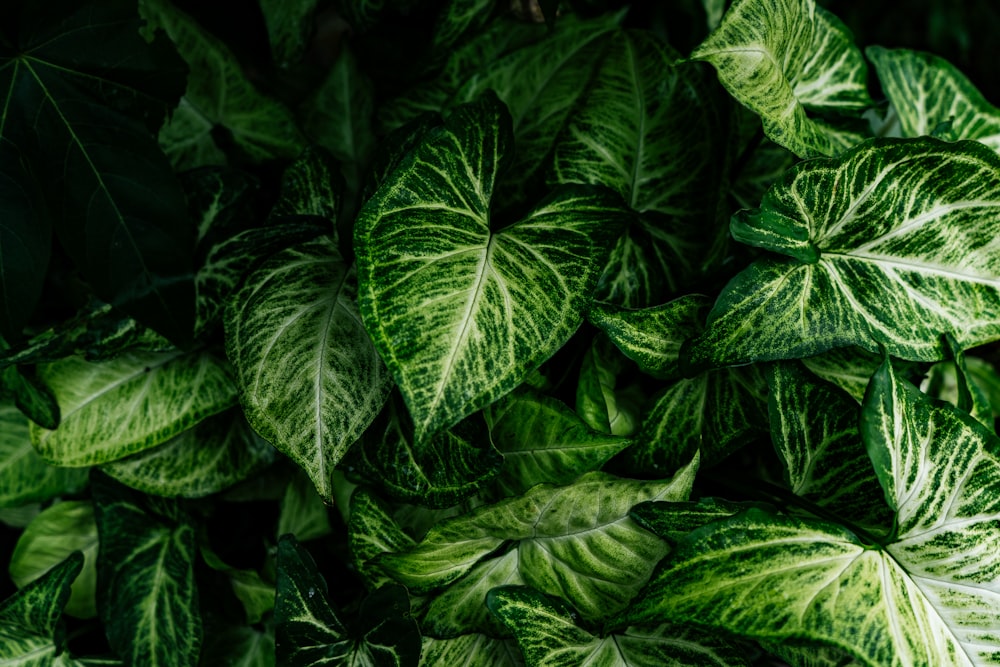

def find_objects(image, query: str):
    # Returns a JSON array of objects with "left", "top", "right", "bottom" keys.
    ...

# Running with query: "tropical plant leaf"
[
  {"left": 691, "top": 0, "right": 870, "bottom": 157},
  {"left": 275, "top": 535, "right": 421, "bottom": 666},
  {"left": 426, "top": 0, "right": 496, "bottom": 69},
  {"left": 200, "top": 545, "right": 276, "bottom": 625},
  {"left": 421, "top": 548, "right": 523, "bottom": 638},
  {"left": 259, "top": 0, "right": 318, "bottom": 66},
  {"left": 576, "top": 335, "right": 644, "bottom": 437},
  {"left": 800, "top": 346, "right": 888, "bottom": 402},
  {"left": 920, "top": 334, "right": 993, "bottom": 429},
  {"left": 347, "top": 488, "right": 416, "bottom": 590},
  {"left": 420, "top": 634, "right": 524, "bottom": 667},
  {"left": 867, "top": 46, "right": 1000, "bottom": 153},
  {"left": 378, "top": 463, "right": 697, "bottom": 622},
  {"left": 356, "top": 92, "right": 627, "bottom": 444},
  {"left": 685, "top": 137, "right": 1000, "bottom": 369},
  {"left": 201, "top": 624, "right": 276, "bottom": 667},
  {"left": 486, "top": 388, "right": 630, "bottom": 497},
  {"left": 9, "top": 500, "right": 98, "bottom": 619},
  {"left": 226, "top": 235, "right": 392, "bottom": 500},
  {"left": 92, "top": 475, "right": 201, "bottom": 667},
  {"left": 30, "top": 350, "right": 237, "bottom": 467},
  {"left": 5, "top": 364, "right": 61, "bottom": 430},
  {"left": 488, "top": 585, "right": 752, "bottom": 667},
  {"left": 277, "top": 468, "right": 333, "bottom": 543},
  {"left": 629, "top": 498, "right": 756, "bottom": 545}
]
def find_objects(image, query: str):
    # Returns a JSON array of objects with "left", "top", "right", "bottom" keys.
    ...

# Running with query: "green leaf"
[
  {"left": 426, "top": 0, "right": 496, "bottom": 69},
  {"left": 379, "top": 464, "right": 697, "bottom": 622},
  {"left": 277, "top": 468, "right": 333, "bottom": 543},
  {"left": 356, "top": 92, "right": 627, "bottom": 444},
  {"left": 201, "top": 624, "right": 276, "bottom": 667},
  {"left": 422, "top": 548, "right": 523, "bottom": 637},
  {"left": 30, "top": 350, "right": 238, "bottom": 467},
  {"left": 275, "top": 535, "right": 421, "bottom": 666},
  {"left": 618, "top": 357, "right": 1000, "bottom": 664},
  {"left": 488, "top": 586, "right": 752, "bottom": 667},
  {"left": 685, "top": 137, "right": 1000, "bottom": 369},
  {"left": 576, "top": 335, "right": 643, "bottom": 437},
  {"left": 800, "top": 346, "right": 888, "bottom": 402},
  {"left": 9, "top": 500, "right": 98, "bottom": 619},
  {"left": 691, "top": 0, "right": 870, "bottom": 157},
  {"left": 486, "top": 389, "right": 630, "bottom": 497},
  {"left": 93, "top": 475, "right": 201, "bottom": 667},
  {"left": 200, "top": 545, "right": 276, "bottom": 625},
  {"left": 420, "top": 634, "right": 524, "bottom": 666},
  {"left": 347, "top": 488, "right": 416, "bottom": 590},
  {"left": 142, "top": 0, "right": 306, "bottom": 166},
  {"left": 867, "top": 47, "right": 1000, "bottom": 153},
  {"left": 0, "top": 401, "right": 87, "bottom": 507},
  {"left": 99, "top": 408, "right": 277, "bottom": 498},
  {"left": 259, "top": 0, "right": 318, "bottom": 66},
  {"left": 226, "top": 236, "right": 392, "bottom": 500},
  {"left": 1, "top": 1, "right": 195, "bottom": 345},
  {"left": 921, "top": 335, "right": 993, "bottom": 429},
  {"left": 0, "top": 551, "right": 82, "bottom": 665},
  {"left": 630, "top": 498, "right": 756, "bottom": 544}
]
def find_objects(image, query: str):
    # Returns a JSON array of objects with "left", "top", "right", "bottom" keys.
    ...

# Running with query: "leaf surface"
[{"left": 0, "top": 401, "right": 87, "bottom": 506}]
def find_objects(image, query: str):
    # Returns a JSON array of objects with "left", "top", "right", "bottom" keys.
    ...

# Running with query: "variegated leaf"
[
  {"left": 692, "top": 0, "right": 870, "bottom": 157},
  {"left": 576, "top": 335, "right": 643, "bottom": 437},
  {"left": 422, "top": 548, "right": 523, "bottom": 637},
  {"left": 356, "top": 92, "right": 626, "bottom": 444},
  {"left": 258, "top": 0, "right": 317, "bottom": 66},
  {"left": 920, "top": 334, "right": 993, "bottom": 429},
  {"left": 685, "top": 138, "right": 1000, "bottom": 369},
  {"left": 420, "top": 634, "right": 524, "bottom": 667}
]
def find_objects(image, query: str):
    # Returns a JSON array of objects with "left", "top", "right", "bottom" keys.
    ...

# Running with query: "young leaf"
[
  {"left": 867, "top": 47, "right": 1000, "bottom": 153},
  {"left": 30, "top": 350, "right": 237, "bottom": 467},
  {"left": 686, "top": 137, "right": 1000, "bottom": 369},
  {"left": 420, "top": 634, "right": 524, "bottom": 667},
  {"left": 226, "top": 236, "right": 392, "bottom": 500},
  {"left": 921, "top": 335, "right": 993, "bottom": 429},
  {"left": 356, "top": 92, "right": 627, "bottom": 444},
  {"left": 275, "top": 535, "right": 421, "bottom": 666},
  {"left": 691, "top": 0, "right": 870, "bottom": 157},
  {"left": 92, "top": 475, "right": 201, "bottom": 667},
  {"left": 9, "top": 500, "right": 98, "bottom": 619},
  {"left": 488, "top": 585, "right": 752, "bottom": 667}
]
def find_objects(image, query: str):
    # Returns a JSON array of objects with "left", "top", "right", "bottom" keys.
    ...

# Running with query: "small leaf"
[
  {"left": 347, "top": 489, "right": 416, "bottom": 590},
  {"left": 277, "top": 468, "right": 333, "bottom": 543},
  {"left": 201, "top": 624, "right": 276, "bottom": 667},
  {"left": 576, "top": 335, "right": 643, "bottom": 437},
  {"left": 259, "top": 0, "right": 318, "bottom": 67}
]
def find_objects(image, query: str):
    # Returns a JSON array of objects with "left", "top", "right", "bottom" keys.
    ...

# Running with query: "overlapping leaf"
[
  {"left": 691, "top": 0, "right": 870, "bottom": 157},
  {"left": 576, "top": 335, "right": 644, "bottom": 437},
  {"left": 685, "top": 137, "right": 1000, "bottom": 369},
  {"left": 420, "top": 634, "right": 524, "bottom": 667},
  {"left": 259, "top": 0, "right": 318, "bottom": 66},
  {"left": 356, "top": 92, "right": 627, "bottom": 444},
  {"left": 347, "top": 489, "right": 416, "bottom": 590}
]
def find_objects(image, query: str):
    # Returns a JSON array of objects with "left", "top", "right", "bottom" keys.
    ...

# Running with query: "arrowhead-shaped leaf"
[
  {"left": 356, "top": 92, "right": 627, "bottom": 444},
  {"left": 686, "top": 137, "right": 1000, "bottom": 369},
  {"left": 692, "top": 0, "right": 870, "bottom": 157}
]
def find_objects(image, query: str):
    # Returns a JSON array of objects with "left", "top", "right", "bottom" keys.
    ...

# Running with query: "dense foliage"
[{"left": 2, "top": 0, "right": 1000, "bottom": 665}]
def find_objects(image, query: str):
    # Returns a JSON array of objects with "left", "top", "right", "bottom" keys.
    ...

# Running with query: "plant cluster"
[{"left": 2, "top": 0, "right": 1000, "bottom": 665}]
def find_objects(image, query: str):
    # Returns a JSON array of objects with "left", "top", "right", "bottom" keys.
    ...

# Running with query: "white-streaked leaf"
[
  {"left": 422, "top": 548, "right": 523, "bottom": 637},
  {"left": 867, "top": 47, "right": 1000, "bottom": 153},
  {"left": 692, "top": 0, "right": 870, "bottom": 157},
  {"left": 30, "top": 350, "right": 237, "bottom": 467},
  {"left": 226, "top": 235, "right": 392, "bottom": 500},
  {"left": 686, "top": 137, "right": 1000, "bottom": 369},
  {"left": 347, "top": 488, "right": 416, "bottom": 590},
  {"left": 356, "top": 92, "right": 627, "bottom": 444},
  {"left": 420, "top": 634, "right": 524, "bottom": 666},
  {"left": 576, "top": 335, "right": 643, "bottom": 437}
]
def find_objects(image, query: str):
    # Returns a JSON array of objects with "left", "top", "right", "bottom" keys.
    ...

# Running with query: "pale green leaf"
[
  {"left": 93, "top": 476, "right": 201, "bottom": 667},
  {"left": 278, "top": 468, "right": 333, "bottom": 543},
  {"left": 422, "top": 548, "right": 523, "bottom": 638},
  {"left": 9, "top": 501, "right": 98, "bottom": 619},
  {"left": 347, "top": 488, "right": 416, "bottom": 590},
  {"left": 30, "top": 350, "right": 237, "bottom": 467},
  {"left": 356, "top": 92, "right": 627, "bottom": 444},
  {"left": 576, "top": 335, "right": 643, "bottom": 437},
  {"left": 99, "top": 408, "right": 277, "bottom": 498},
  {"left": 629, "top": 498, "right": 756, "bottom": 544},
  {"left": 486, "top": 388, "right": 630, "bottom": 497},
  {"left": 259, "top": 0, "right": 318, "bottom": 66},
  {"left": 686, "top": 138, "right": 1000, "bottom": 369},
  {"left": 420, "top": 634, "right": 524, "bottom": 667},
  {"left": 867, "top": 47, "right": 1000, "bottom": 153},
  {"left": 488, "top": 586, "right": 752, "bottom": 667},
  {"left": 0, "top": 401, "right": 87, "bottom": 507},
  {"left": 762, "top": 641, "right": 863, "bottom": 667},
  {"left": 225, "top": 236, "right": 392, "bottom": 500},
  {"left": 691, "top": 0, "right": 870, "bottom": 157},
  {"left": 703, "top": 0, "right": 725, "bottom": 29}
]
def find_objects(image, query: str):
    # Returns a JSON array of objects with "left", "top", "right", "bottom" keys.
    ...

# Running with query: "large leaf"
[
  {"left": 378, "top": 464, "right": 697, "bottom": 622},
  {"left": 867, "top": 47, "right": 1000, "bottom": 153},
  {"left": 0, "top": 0, "right": 194, "bottom": 344},
  {"left": 685, "top": 137, "right": 1000, "bottom": 369},
  {"left": 30, "top": 350, "right": 237, "bottom": 467},
  {"left": 691, "top": 0, "right": 870, "bottom": 157},
  {"left": 420, "top": 634, "right": 524, "bottom": 667},
  {"left": 275, "top": 536, "right": 421, "bottom": 666},
  {"left": 226, "top": 236, "right": 392, "bottom": 500},
  {"left": 92, "top": 475, "right": 201, "bottom": 667},
  {"left": 488, "top": 586, "right": 752, "bottom": 667},
  {"left": 356, "top": 92, "right": 626, "bottom": 443},
  {"left": 617, "top": 357, "right": 1000, "bottom": 665}
]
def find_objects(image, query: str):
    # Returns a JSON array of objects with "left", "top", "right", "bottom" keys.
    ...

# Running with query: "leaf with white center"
[
  {"left": 420, "top": 634, "right": 524, "bottom": 667},
  {"left": 99, "top": 408, "right": 277, "bottom": 498},
  {"left": 691, "top": 0, "right": 870, "bottom": 157},
  {"left": 486, "top": 388, "right": 630, "bottom": 497},
  {"left": 30, "top": 350, "right": 237, "bottom": 467},
  {"left": 685, "top": 137, "right": 1000, "bottom": 370},
  {"left": 618, "top": 355, "right": 1000, "bottom": 665},
  {"left": 275, "top": 535, "right": 421, "bottom": 667},
  {"left": 0, "top": 551, "right": 81, "bottom": 666},
  {"left": 588, "top": 296, "right": 709, "bottom": 380},
  {"left": 488, "top": 586, "right": 752, "bottom": 667},
  {"left": 0, "top": 401, "right": 87, "bottom": 507},
  {"left": 379, "top": 462, "right": 696, "bottom": 622},
  {"left": 347, "top": 488, "right": 416, "bottom": 590},
  {"left": 551, "top": 31, "right": 727, "bottom": 305},
  {"left": 867, "top": 47, "right": 1000, "bottom": 153},
  {"left": 422, "top": 547, "right": 524, "bottom": 637},
  {"left": 767, "top": 362, "right": 891, "bottom": 533},
  {"left": 576, "top": 335, "right": 644, "bottom": 437},
  {"left": 10, "top": 501, "right": 98, "bottom": 619},
  {"left": 92, "top": 475, "right": 201, "bottom": 667},
  {"left": 356, "top": 92, "right": 627, "bottom": 444},
  {"left": 226, "top": 235, "right": 392, "bottom": 500}
]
